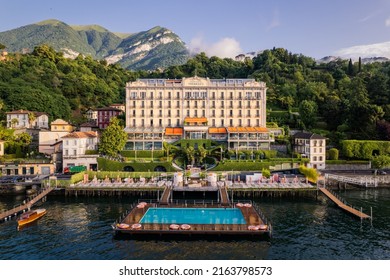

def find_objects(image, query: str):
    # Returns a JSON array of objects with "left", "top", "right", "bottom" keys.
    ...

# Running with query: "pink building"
[{"left": 96, "top": 107, "right": 123, "bottom": 129}]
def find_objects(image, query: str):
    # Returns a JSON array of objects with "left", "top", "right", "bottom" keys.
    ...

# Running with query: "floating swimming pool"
[{"left": 139, "top": 208, "right": 246, "bottom": 225}]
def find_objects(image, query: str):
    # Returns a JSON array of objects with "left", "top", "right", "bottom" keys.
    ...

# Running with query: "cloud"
[
  {"left": 267, "top": 9, "right": 281, "bottom": 31},
  {"left": 188, "top": 35, "right": 242, "bottom": 58},
  {"left": 386, "top": 17, "right": 390, "bottom": 26},
  {"left": 359, "top": 11, "right": 380, "bottom": 22}
]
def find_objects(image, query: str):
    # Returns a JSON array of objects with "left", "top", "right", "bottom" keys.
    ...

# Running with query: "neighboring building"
[
  {"left": 96, "top": 107, "right": 123, "bottom": 129},
  {"left": 293, "top": 132, "right": 326, "bottom": 169},
  {"left": 85, "top": 108, "right": 98, "bottom": 122},
  {"left": 61, "top": 131, "right": 99, "bottom": 171},
  {"left": 110, "top": 103, "right": 125, "bottom": 112},
  {"left": 51, "top": 140, "right": 63, "bottom": 173},
  {"left": 124, "top": 76, "right": 273, "bottom": 150},
  {"left": 39, "top": 119, "right": 73, "bottom": 155},
  {"left": 6, "top": 110, "right": 49, "bottom": 129},
  {"left": 0, "top": 162, "right": 55, "bottom": 176},
  {"left": 50, "top": 119, "right": 74, "bottom": 132},
  {"left": 0, "top": 140, "right": 4, "bottom": 156},
  {"left": 79, "top": 121, "right": 99, "bottom": 132},
  {"left": 0, "top": 50, "right": 8, "bottom": 62}
]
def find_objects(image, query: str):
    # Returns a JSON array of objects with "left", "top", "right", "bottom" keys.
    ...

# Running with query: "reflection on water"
[{"left": 0, "top": 189, "right": 389, "bottom": 260}]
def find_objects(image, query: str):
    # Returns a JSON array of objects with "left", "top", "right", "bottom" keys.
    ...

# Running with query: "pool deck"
[{"left": 114, "top": 201, "right": 271, "bottom": 238}]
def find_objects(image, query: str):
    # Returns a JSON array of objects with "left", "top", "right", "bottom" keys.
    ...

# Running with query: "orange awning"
[
  {"left": 227, "top": 126, "right": 268, "bottom": 133},
  {"left": 208, "top": 127, "right": 227, "bottom": 134},
  {"left": 184, "top": 117, "right": 207, "bottom": 123},
  {"left": 165, "top": 127, "right": 183, "bottom": 136}
]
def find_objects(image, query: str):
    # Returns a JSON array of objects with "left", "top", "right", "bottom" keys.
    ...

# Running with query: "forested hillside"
[
  {"left": 150, "top": 50, "right": 390, "bottom": 144},
  {"left": 0, "top": 45, "right": 136, "bottom": 123},
  {"left": 1, "top": 45, "right": 390, "bottom": 146}
]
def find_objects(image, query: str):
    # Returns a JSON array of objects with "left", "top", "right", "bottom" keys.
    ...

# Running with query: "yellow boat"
[{"left": 17, "top": 209, "right": 46, "bottom": 227}]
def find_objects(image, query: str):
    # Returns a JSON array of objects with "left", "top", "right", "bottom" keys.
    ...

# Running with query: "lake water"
[{"left": 0, "top": 188, "right": 389, "bottom": 260}]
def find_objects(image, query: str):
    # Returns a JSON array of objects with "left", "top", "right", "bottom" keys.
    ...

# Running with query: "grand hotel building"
[{"left": 124, "top": 76, "right": 273, "bottom": 151}]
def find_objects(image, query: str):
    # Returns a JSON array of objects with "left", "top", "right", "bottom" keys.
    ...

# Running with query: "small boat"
[{"left": 17, "top": 209, "right": 46, "bottom": 227}]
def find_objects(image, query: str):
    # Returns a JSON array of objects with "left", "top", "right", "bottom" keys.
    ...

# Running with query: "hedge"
[
  {"left": 326, "top": 160, "right": 369, "bottom": 164},
  {"left": 327, "top": 148, "right": 339, "bottom": 160},
  {"left": 97, "top": 158, "right": 174, "bottom": 172},
  {"left": 176, "top": 139, "right": 214, "bottom": 149},
  {"left": 212, "top": 161, "right": 273, "bottom": 171},
  {"left": 342, "top": 140, "right": 390, "bottom": 159},
  {"left": 120, "top": 150, "right": 164, "bottom": 158}
]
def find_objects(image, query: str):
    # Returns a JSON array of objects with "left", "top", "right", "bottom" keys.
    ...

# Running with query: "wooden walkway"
[
  {"left": 159, "top": 186, "right": 172, "bottom": 205},
  {"left": 319, "top": 187, "right": 371, "bottom": 219},
  {"left": 0, "top": 186, "right": 54, "bottom": 222}
]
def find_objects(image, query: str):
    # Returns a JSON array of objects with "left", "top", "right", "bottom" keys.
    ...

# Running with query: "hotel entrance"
[{"left": 185, "top": 131, "right": 207, "bottom": 139}]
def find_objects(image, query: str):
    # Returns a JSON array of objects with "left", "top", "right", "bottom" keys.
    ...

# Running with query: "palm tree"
[
  {"left": 28, "top": 112, "right": 36, "bottom": 128},
  {"left": 184, "top": 146, "right": 195, "bottom": 166}
]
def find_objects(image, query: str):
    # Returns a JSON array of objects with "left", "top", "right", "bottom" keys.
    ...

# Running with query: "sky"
[{"left": 1, "top": 0, "right": 390, "bottom": 59}]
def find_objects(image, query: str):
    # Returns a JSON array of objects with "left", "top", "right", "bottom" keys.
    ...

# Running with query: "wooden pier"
[
  {"left": 159, "top": 185, "right": 172, "bottom": 205},
  {"left": 319, "top": 187, "right": 371, "bottom": 219},
  {"left": 0, "top": 186, "right": 54, "bottom": 222},
  {"left": 219, "top": 186, "right": 230, "bottom": 206},
  {"left": 325, "top": 173, "right": 378, "bottom": 187}
]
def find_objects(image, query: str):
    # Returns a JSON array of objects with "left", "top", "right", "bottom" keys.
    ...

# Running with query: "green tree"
[
  {"left": 327, "top": 148, "right": 339, "bottom": 160},
  {"left": 28, "top": 112, "right": 36, "bottom": 128},
  {"left": 98, "top": 117, "right": 127, "bottom": 157},
  {"left": 0, "top": 43, "right": 6, "bottom": 50},
  {"left": 371, "top": 155, "right": 390, "bottom": 174},
  {"left": 261, "top": 168, "right": 271, "bottom": 178},
  {"left": 299, "top": 100, "right": 318, "bottom": 129},
  {"left": 197, "top": 146, "right": 208, "bottom": 164},
  {"left": 184, "top": 146, "right": 196, "bottom": 166}
]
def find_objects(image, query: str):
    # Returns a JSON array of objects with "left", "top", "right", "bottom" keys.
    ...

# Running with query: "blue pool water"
[{"left": 139, "top": 208, "right": 246, "bottom": 224}]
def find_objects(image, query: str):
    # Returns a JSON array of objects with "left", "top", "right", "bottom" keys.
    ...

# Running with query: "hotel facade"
[{"left": 124, "top": 76, "right": 273, "bottom": 150}]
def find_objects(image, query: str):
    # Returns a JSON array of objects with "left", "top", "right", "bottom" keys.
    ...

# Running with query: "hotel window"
[
  {"left": 176, "top": 92, "right": 179, "bottom": 99},
  {"left": 140, "top": 92, "right": 146, "bottom": 98},
  {"left": 177, "top": 101, "right": 180, "bottom": 108},
  {"left": 212, "top": 110, "right": 215, "bottom": 117},
  {"left": 320, "top": 148, "right": 323, "bottom": 153},
  {"left": 141, "top": 101, "right": 145, "bottom": 108},
  {"left": 212, "top": 101, "right": 215, "bottom": 108},
  {"left": 221, "top": 101, "right": 224, "bottom": 107},
  {"left": 187, "top": 101, "right": 190, "bottom": 108},
  {"left": 202, "top": 110, "right": 205, "bottom": 117},
  {"left": 239, "top": 119, "right": 242, "bottom": 126},
  {"left": 177, "top": 110, "right": 180, "bottom": 117},
  {"left": 313, "top": 156, "right": 317, "bottom": 161},
  {"left": 221, "top": 119, "right": 224, "bottom": 126},
  {"left": 202, "top": 101, "right": 205, "bottom": 108},
  {"left": 195, "top": 101, "right": 198, "bottom": 107},
  {"left": 159, "top": 92, "right": 162, "bottom": 99},
  {"left": 132, "top": 119, "right": 136, "bottom": 126},
  {"left": 65, "top": 149, "right": 68, "bottom": 156},
  {"left": 176, "top": 119, "right": 180, "bottom": 126},
  {"left": 230, "top": 92, "right": 233, "bottom": 99},
  {"left": 187, "top": 110, "right": 190, "bottom": 116},
  {"left": 168, "top": 92, "right": 171, "bottom": 99},
  {"left": 132, "top": 110, "right": 136, "bottom": 117},
  {"left": 168, "top": 101, "right": 171, "bottom": 107},
  {"left": 141, "top": 110, "right": 144, "bottom": 117},
  {"left": 256, "top": 119, "right": 259, "bottom": 126},
  {"left": 74, "top": 140, "right": 77, "bottom": 145},
  {"left": 168, "top": 110, "right": 171, "bottom": 117},
  {"left": 142, "top": 119, "right": 145, "bottom": 126},
  {"left": 239, "top": 92, "right": 242, "bottom": 99},
  {"left": 133, "top": 101, "right": 136, "bottom": 107},
  {"left": 159, "top": 101, "right": 162, "bottom": 108},
  {"left": 230, "top": 119, "right": 233, "bottom": 126},
  {"left": 159, "top": 119, "right": 162, "bottom": 126},
  {"left": 247, "top": 119, "right": 251, "bottom": 126},
  {"left": 314, "top": 148, "right": 317, "bottom": 153},
  {"left": 247, "top": 101, "right": 250, "bottom": 107},
  {"left": 73, "top": 150, "right": 77, "bottom": 156},
  {"left": 212, "top": 119, "right": 215, "bottom": 126},
  {"left": 319, "top": 156, "right": 323, "bottom": 161},
  {"left": 256, "top": 110, "right": 259, "bottom": 117},
  {"left": 150, "top": 119, "right": 154, "bottom": 127},
  {"left": 230, "top": 110, "right": 233, "bottom": 117},
  {"left": 239, "top": 101, "right": 242, "bottom": 108},
  {"left": 221, "top": 110, "right": 224, "bottom": 117},
  {"left": 150, "top": 110, "right": 154, "bottom": 117},
  {"left": 238, "top": 110, "right": 242, "bottom": 117},
  {"left": 159, "top": 110, "right": 162, "bottom": 117},
  {"left": 150, "top": 92, "right": 154, "bottom": 99},
  {"left": 212, "top": 92, "right": 215, "bottom": 99},
  {"left": 247, "top": 110, "right": 250, "bottom": 117},
  {"left": 221, "top": 92, "right": 224, "bottom": 99},
  {"left": 230, "top": 101, "right": 233, "bottom": 108},
  {"left": 195, "top": 110, "right": 198, "bottom": 117},
  {"left": 150, "top": 101, "right": 153, "bottom": 107}
]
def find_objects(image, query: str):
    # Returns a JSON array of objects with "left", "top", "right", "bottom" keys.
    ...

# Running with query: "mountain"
[
  {"left": 334, "top": 41, "right": 390, "bottom": 60},
  {"left": 0, "top": 19, "right": 189, "bottom": 70}
]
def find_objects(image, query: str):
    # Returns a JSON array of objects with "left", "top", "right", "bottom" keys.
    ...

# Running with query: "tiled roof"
[
  {"left": 61, "top": 131, "right": 97, "bottom": 139},
  {"left": 51, "top": 119, "right": 70, "bottom": 125},
  {"left": 293, "top": 132, "right": 326, "bottom": 140},
  {"left": 80, "top": 121, "right": 98, "bottom": 127},
  {"left": 95, "top": 107, "right": 123, "bottom": 112},
  {"left": 6, "top": 110, "right": 48, "bottom": 117}
]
